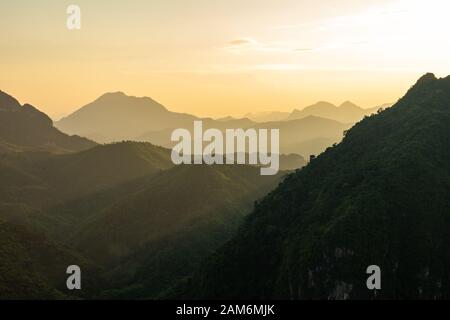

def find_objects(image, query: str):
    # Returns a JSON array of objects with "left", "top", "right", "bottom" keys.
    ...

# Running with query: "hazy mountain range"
[
  {"left": 0, "top": 92, "right": 293, "bottom": 298},
  {"left": 0, "top": 91, "right": 95, "bottom": 153},
  {"left": 288, "top": 101, "right": 384, "bottom": 123},
  {"left": 54, "top": 92, "right": 385, "bottom": 158},
  {"left": 135, "top": 115, "right": 351, "bottom": 157},
  {"left": 56, "top": 92, "right": 198, "bottom": 143},
  {"left": 245, "top": 101, "right": 390, "bottom": 123},
  {"left": 178, "top": 73, "right": 450, "bottom": 299},
  {"left": 244, "top": 111, "right": 291, "bottom": 122}
]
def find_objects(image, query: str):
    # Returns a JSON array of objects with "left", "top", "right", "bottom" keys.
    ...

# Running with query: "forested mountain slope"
[{"left": 181, "top": 73, "right": 450, "bottom": 300}]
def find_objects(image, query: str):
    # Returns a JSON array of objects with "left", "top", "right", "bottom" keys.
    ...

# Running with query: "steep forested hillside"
[
  {"left": 0, "top": 90, "right": 95, "bottom": 153},
  {"left": 288, "top": 101, "right": 380, "bottom": 123},
  {"left": 0, "top": 220, "right": 102, "bottom": 299},
  {"left": 45, "top": 164, "right": 284, "bottom": 298},
  {"left": 181, "top": 74, "right": 450, "bottom": 300},
  {"left": 55, "top": 92, "right": 198, "bottom": 143},
  {"left": 0, "top": 142, "right": 173, "bottom": 228}
]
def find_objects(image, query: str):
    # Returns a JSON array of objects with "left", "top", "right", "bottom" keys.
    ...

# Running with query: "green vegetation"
[
  {"left": 180, "top": 74, "right": 450, "bottom": 299},
  {"left": 0, "top": 90, "right": 287, "bottom": 298},
  {"left": 44, "top": 164, "right": 283, "bottom": 298},
  {"left": 3, "top": 74, "right": 448, "bottom": 300},
  {"left": 0, "top": 220, "right": 102, "bottom": 299}
]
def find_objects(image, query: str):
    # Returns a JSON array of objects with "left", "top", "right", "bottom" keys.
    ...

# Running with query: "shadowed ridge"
[
  {"left": 0, "top": 90, "right": 21, "bottom": 110},
  {"left": 178, "top": 73, "right": 450, "bottom": 300}
]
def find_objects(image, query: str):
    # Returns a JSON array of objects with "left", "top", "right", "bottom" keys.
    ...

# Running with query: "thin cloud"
[
  {"left": 228, "top": 38, "right": 258, "bottom": 46},
  {"left": 223, "top": 38, "right": 313, "bottom": 54}
]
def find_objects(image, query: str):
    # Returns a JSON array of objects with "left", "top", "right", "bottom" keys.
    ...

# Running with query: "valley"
[{"left": 1, "top": 74, "right": 447, "bottom": 300}]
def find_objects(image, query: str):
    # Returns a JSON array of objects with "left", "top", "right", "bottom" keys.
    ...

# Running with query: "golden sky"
[{"left": 1, "top": 0, "right": 450, "bottom": 120}]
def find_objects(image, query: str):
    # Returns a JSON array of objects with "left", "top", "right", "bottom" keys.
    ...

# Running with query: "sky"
[{"left": 1, "top": 0, "right": 450, "bottom": 120}]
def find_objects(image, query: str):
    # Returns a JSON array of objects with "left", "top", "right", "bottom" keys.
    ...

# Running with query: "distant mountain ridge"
[
  {"left": 288, "top": 101, "right": 382, "bottom": 123},
  {"left": 245, "top": 102, "right": 390, "bottom": 123},
  {"left": 136, "top": 115, "right": 350, "bottom": 158},
  {"left": 54, "top": 92, "right": 386, "bottom": 158},
  {"left": 244, "top": 111, "right": 291, "bottom": 122},
  {"left": 0, "top": 90, "right": 95, "bottom": 153},
  {"left": 55, "top": 92, "right": 198, "bottom": 143},
  {"left": 0, "top": 220, "right": 102, "bottom": 299}
]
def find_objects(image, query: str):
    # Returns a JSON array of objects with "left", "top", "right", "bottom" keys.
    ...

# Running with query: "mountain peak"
[
  {"left": 184, "top": 73, "right": 450, "bottom": 300},
  {"left": 96, "top": 91, "right": 134, "bottom": 102},
  {"left": 408, "top": 73, "right": 438, "bottom": 92},
  {"left": 403, "top": 73, "right": 447, "bottom": 101},
  {"left": 339, "top": 101, "right": 360, "bottom": 109},
  {"left": 94, "top": 91, "right": 165, "bottom": 108},
  {"left": 55, "top": 91, "right": 197, "bottom": 143},
  {"left": 313, "top": 101, "right": 335, "bottom": 108},
  {"left": 99, "top": 91, "right": 127, "bottom": 98},
  {"left": 21, "top": 103, "right": 53, "bottom": 126},
  {"left": 416, "top": 73, "right": 437, "bottom": 85},
  {"left": 0, "top": 90, "right": 21, "bottom": 110},
  {"left": 0, "top": 92, "right": 95, "bottom": 153}
]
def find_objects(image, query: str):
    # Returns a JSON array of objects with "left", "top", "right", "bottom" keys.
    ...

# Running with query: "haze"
[{"left": 1, "top": 0, "right": 450, "bottom": 119}]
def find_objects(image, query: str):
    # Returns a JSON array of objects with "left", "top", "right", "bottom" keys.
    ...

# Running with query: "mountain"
[
  {"left": 1, "top": 89, "right": 299, "bottom": 299},
  {"left": 288, "top": 101, "right": 382, "bottom": 123},
  {"left": 138, "top": 116, "right": 350, "bottom": 158},
  {"left": 0, "top": 134, "right": 285, "bottom": 299},
  {"left": 180, "top": 73, "right": 450, "bottom": 299},
  {"left": 245, "top": 111, "right": 291, "bottom": 122},
  {"left": 0, "top": 220, "right": 102, "bottom": 299},
  {"left": 55, "top": 92, "right": 198, "bottom": 143},
  {"left": 216, "top": 116, "right": 237, "bottom": 122},
  {"left": 0, "top": 90, "right": 95, "bottom": 153},
  {"left": 254, "top": 116, "right": 351, "bottom": 156},
  {"left": 42, "top": 164, "right": 284, "bottom": 298},
  {"left": 55, "top": 91, "right": 351, "bottom": 158},
  {"left": 0, "top": 94, "right": 286, "bottom": 299},
  {"left": 0, "top": 141, "right": 173, "bottom": 229},
  {"left": 279, "top": 153, "right": 307, "bottom": 170},
  {"left": 136, "top": 116, "right": 257, "bottom": 144},
  {"left": 41, "top": 142, "right": 173, "bottom": 199}
]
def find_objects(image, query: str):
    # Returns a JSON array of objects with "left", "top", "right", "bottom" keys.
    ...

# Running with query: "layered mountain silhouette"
[
  {"left": 244, "top": 111, "right": 291, "bottom": 123},
  {"left": 2, "top": 74, "right": 445, "bottom": 300},
  {"left": 0, "top": 220, "right": 102, "bottom": 299},
  {"left": 245, "top": 102, "right": 389, "bottom": 123},
  {"left": 253, "top": 116, "right": 351, "bottom": 155},
  {"left": 0, "top": 91, "right": 291, "bottom": 298},
  {"left": 178, "top": 73, "right": 450, "bottom": 300},
  {"left": 288, "top": 101, "right": 382, "bottom": 123},
  {"left": 0, "top": 90, "right": 95, "bottom": 153},
  {"left": 55, "top": 92, "right": 358, "bottom": 158},
  {"left": 278, "top": 154, "right": 307, "bottom": 171}
]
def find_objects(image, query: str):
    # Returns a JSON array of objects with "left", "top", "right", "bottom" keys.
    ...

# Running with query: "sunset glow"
[{"left": 1, "top": 0, "right": 450, "bottom": 119}]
